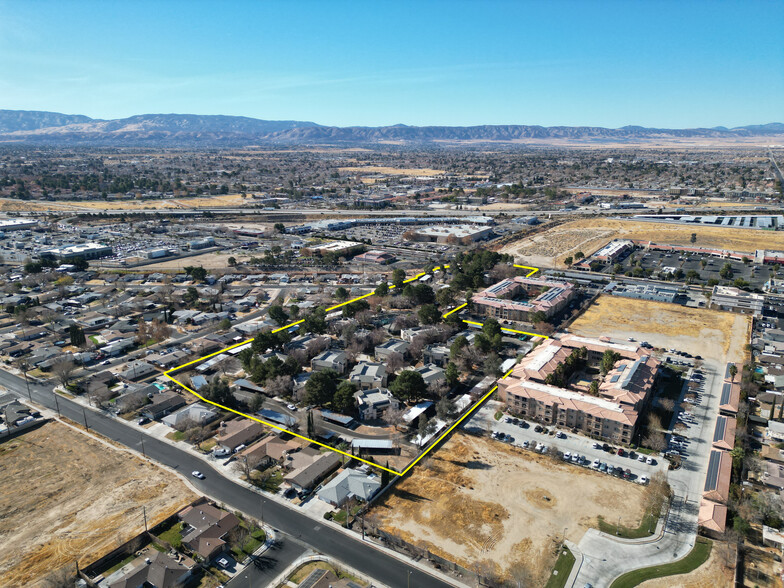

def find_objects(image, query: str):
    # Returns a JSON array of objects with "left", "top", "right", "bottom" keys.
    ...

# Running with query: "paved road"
[{"left": 0, "top": 370, "right": 455, "bottom": 588}]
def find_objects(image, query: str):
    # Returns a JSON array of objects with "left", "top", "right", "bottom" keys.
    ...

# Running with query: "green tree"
[
  {"left": 204, "top": 377, "right": 233, "bottom": 407},
  {"left": 445, "top": 362, "right": 459, "bottom": 387},
  {"left": 435, "top": 287, "right": 456, "bottom": 307},
  {"left": 390, "top": 370, "right": 428, "bottom": 402},
  {"left": 589, "top": 379, "right": 599, "bottom": 395},
  {"left": 305, "top": 369, "right": 339, "bottom": 406},
  {"left": 227, "top": 256, "right": 237, "bottom": 267},
  {"left": 274, "top": 223, "right": 286, "bottom": 233},
  {"left": 392, "top": 268, "right": 406, "bottom": 288},
  {"left": 436, "top": 396, "right": 456, "bottom": 420},
  {"left": 342, "top": 299, "right": 370, "bottom": 318},
  {"left": 719, "top": 262, "right": 734, "bottom": 279},
  {"left": 303, "top": 307, "right": 328, "bottom": 334},
  {"left": 268, "top": 305, "right": 289, "bottom": 326},
  {"left": 690, "top": 233, "right": 697, "bottom": 244},
  {"left": 600, "top": 350, "right": 621, "bottom": 374},
  {"left": 333, "top": 381, "right": 358, "bottom": 413},
  {"left": 417, "top": 304, "right": 440, "bottom": 325},
  {"left": 575, "top": 251, "right": 585, "bottom": 259},
  {"left": 529, "top": 310, "right": 547, "bottom": 325},
  {"left": 219, "top": 318, "right": 232, "bottom": 330},
  {"left": 450, "top": 335, "right": 468, "bottom": 359},
  {"left": 69, "top": 324, "right": 86, "bottom": 346},
  {"left": 375, "top": 282, "right": 389, "bottom": 297},
  {"left": 563, "top": 256, "right": 573, "bottom": 266},
  {"left": 335, "top": 287, "right": 349, "bottom": 301}
]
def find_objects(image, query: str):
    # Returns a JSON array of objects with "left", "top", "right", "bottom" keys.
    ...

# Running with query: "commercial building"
[
  {"left": 40, "top": 242, "right": 113, "bottom": 260},
  {"left": 709, "top": 285, "right": 764, "bottom": 316},
  {"left": 609, "top": 283, "right": 680, "bottom": 304},
  {"left": 593, "top": 239, "right": 633, "bottom": 262},
  {"left": 0, "top": 218, "right": 37, "bottom": 231},
  {"left": 497, "top": 334, "right": 660, "bottom": 444},
  {"left": 301, "top": 240, "right": 365, "bottom": 257},
  {"left": 354, "top": 250, "right": 396, "bottom": 264},
  {"left": 406, "top": 224, "right": 493, "bottom": 244},
  {"left": 472, "top": 276, "right": 575, "bottom": 322}
]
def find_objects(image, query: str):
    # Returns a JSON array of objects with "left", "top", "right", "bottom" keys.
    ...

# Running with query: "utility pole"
[
  {"left": 20, "top": 362, "right": 32, "bottom": 402},
  {"left": 140, "top": 434, "right": 146, "bottom": 458},
  {"left": 53, "top": 390, "right": 61, "bottom": 417},
  {"left": 143, "top": 506, "right": 147, "bottom": 532},
  {"left": 82, "top": 406, "right": 89, "bottom": 432}
]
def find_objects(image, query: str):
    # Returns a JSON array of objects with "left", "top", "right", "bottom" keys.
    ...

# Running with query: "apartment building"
[{"left": 472, "top": 276, "right": 575, "bottom": 322}]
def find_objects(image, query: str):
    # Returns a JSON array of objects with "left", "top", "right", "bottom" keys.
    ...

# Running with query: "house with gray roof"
[{"left": 317, "top": 467, "right": 381, "bottom": 507}]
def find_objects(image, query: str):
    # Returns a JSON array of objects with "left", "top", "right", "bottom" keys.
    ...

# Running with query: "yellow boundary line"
[
  {"left": 514, "top": 264, "right": 539, "bottom": 277},
  {"left": 164, "top": 261, "right": 543, "bottom": 476}
]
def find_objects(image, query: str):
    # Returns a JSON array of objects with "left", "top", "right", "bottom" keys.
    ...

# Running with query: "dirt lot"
[
  {"left": 0, "top": 422, "right": 197, "bottom": 587},
  {"left": 370, "top": 432, "right": 648, "bottom": 584},
  {"left": 638, "top": 544, "right": 734, "bottom": 588},
  {"left": 501, "top": 218, "right": 784, "bottom": 268},
  {"left": 144, "top": 251, "right": 249, "bottom": 270},
  {"left": 569, "top": 295, "right": 750, "bottom": 362}
]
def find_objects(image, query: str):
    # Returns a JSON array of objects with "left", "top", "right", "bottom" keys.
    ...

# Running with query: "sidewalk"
[{"left": 41, "top": 382, "right": 472, "bottom": 588}]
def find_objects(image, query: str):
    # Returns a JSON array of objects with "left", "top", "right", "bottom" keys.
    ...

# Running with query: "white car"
[
  {"left": 287, "top": 404, "right": 298, "bottom": 411},
  {"left": 638, "top": 454, "right": 646, "bottom": 462},
  {"left": 639, "top": 475, "right": 649, "bottom": 485},
  {"left": 191, "top": 471, "right": 205, "bottom": 480},
  {"left": 592, "top": 459, "right": 601, "bottom": 468},
  {"left": 646, "top": 456, "right": 655, "bottom": 465},
  {"left": 564, "top": 451, "right": 572, "bottom": 460}
]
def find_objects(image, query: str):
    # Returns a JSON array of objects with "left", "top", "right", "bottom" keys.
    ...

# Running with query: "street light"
[{"left": 407, "top": 570, "right": 412, "bottom": 588}]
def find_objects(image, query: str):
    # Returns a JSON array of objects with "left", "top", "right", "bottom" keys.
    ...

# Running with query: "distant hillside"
[{"left": 0, "top": 109, "right": 781, "bottom": 146}]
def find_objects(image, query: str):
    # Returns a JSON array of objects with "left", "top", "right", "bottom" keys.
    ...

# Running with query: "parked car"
[
  {"left": 599, "top": 462, "right": 607, "bottom": 472},
  {"left": 617, "top": 448, "right": 625, "bottom": 457},
  {"left": 556, "top": 431, "right": 566, "bottom": 439},
  {"left": 191, "top": 471, "right": 206, "bottom": 479},
  {"left": 137, "top": 417, "right": 150, "bottom": 426},
  {"left": 639, "top": 475, "right": 649, "bottom": 485},
  {"left": 646, "top": 456, "right": 655, "bottom": 465},
  {"left": 564, "top": 451, "right": 572, "bottom": 460},
  {"left": 638, "top": 454, "right": 646, "bottom": 462}
]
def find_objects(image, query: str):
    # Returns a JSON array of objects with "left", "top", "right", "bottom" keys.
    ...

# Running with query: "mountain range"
[{"left": 0, "top": 109, "right": 782, "bottom": 146}]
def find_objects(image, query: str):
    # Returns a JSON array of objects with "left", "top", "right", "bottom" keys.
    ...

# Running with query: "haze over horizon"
[{"left": 1, "top": 0, "right": 782, "bottom": 130}]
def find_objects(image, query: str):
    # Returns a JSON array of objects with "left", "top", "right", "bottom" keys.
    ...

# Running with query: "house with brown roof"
[
  {"left": 703, "top": 450, "right": 732, "bottom": 504},
  {"left": 108, "top": 550, "right": 195, "bottom": 588},
  {"left": 712, "top": 416, "right": 736, "bottom": 451},
  {"left": 239, "top": 434, "right": 301, "bottom": 469},
  {"left": 179, "top": 502, "right": 241, "bottom": 562},
  {"left": 215, "top": 419, "right": 265, "bottom": 452},
  {"left": 698, "top": 499, "right": 728, "bottom": 537},
  {"left": 142, "top": 391, "right": 186, "bottom": 420},
  {"left": 497, "top": 334, "right": 660, "bottom": 444},
  {"left": 283, "top": 449, "right": 341, "bottom": 492}
]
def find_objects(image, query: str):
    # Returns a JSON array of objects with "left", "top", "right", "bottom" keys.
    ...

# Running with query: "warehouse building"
[
  {"left": 40, "top": 242, "right": 113, "bottom": 261},
  {"left": 709, "top": 285, "right": 764, "bottom": 316},
  {"left": 406, "top": 224, "right": 493, "bottom": 244}
]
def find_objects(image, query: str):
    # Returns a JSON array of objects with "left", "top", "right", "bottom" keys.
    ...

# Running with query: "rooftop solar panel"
[
  {"left": 721, "top": 382, "right": 731, "bottom": 405},
  {"left": 705, "top": 450, "right": 721, "bottom": 491},
  {"left": 713, "top": 416, "right": 726, "bottom": 443},
  {"left": 610, "top": 374, "right": 620, "bottom": 383}
]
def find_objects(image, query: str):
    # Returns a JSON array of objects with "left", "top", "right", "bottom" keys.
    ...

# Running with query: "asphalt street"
[{"left": 0, "top": 370, "right": 455, "bottom": 588}]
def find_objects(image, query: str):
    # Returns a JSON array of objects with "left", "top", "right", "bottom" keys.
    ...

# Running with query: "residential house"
[
  {"left": 415, "top": 364, "right": 446, "bottom": 386},
  {"left": 423, "top": 344, "right": 450, "bottom": 367},
  {"left": 239, "top": 434, "right": 300, "bottom": 469},
  {"left": 179, "top": 502, "right": 241, "bottom": 562},
  {"left": 142, "top": 392, "right": 186, "bottom": 420},
  {"left": 374, "top": 338, "right": 409, "bottom": 360},
  {"left": 348, "top": 362, "right": 387, "bottom": 390},
  {"left": 317, "top": 468, "right": 381, "bottom": 507},
  {"left": 162, "top": 403, "right": 218, "bottom": 428},
  {"left": 354, "top": 388, "right": 398, "bottom": 421},
  {"left": 118, "top": 360, "right": 157, "bottom": 381},
  {"left": 215, "top": 419, "right": 265, "bottom": 452},
  {"left": 311, "top": 349, "right": 348, "bottom": 374},
  {"left": 283, "top": 450, "right": 341, "bottom": 493},
  {"left": 108, "top": 550, "right": 194, "bottom": 588}
]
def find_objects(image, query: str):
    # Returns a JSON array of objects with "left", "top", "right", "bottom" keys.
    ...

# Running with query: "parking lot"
[
  {"left": 590, "top": 245, "right": 772, "bottom": 289},
  {"left": 471, "top": 403, "right": 669, "bottom": 484}
]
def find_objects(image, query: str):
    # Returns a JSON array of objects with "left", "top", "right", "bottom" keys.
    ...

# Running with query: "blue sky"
[{"left": 0, "top": 0, "right": 781, "bottom": 128}]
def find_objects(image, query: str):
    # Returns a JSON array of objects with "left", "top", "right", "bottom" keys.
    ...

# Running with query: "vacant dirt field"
[
  {"left": 569, "top": 295, "right": 750, "bottom": 363},
  {"left": 145, "top": 251, "right": 248, "bottom": 270},
  {"left": 0, "top": 422, "right": 197, "bottom": 587},
  {"left": 370, "top": 432, "right": 647, "bottom": 584},
  {"left": 501, "top": 218, "right": 784, "bottom": 268}
]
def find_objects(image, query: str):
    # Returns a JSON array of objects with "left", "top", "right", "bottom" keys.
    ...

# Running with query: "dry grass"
[
  {"left": 569, "top": 295, "right": 750, "bottom": 363},
  {"left": 637, "top": 544, "right": 734, "bottom": 588},
  {"left": 501, "top": 218, "right": 784, "bottom": 268},
  {"left": 0, "top": 422, "right": 197, "bottom": 587},
  {"left": 371, "top": 432, "right": 647, "bottom": 584}
]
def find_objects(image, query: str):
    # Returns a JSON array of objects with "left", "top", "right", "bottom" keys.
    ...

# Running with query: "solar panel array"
[
  {"left": 721, "top": 382, "right": 732, "bottom": 405},
  {"left": 704, "top": 450, "right": 722, "bottom": 492},
  {"left": 713, "top": 416, "right": 727, "bottom": 443}
]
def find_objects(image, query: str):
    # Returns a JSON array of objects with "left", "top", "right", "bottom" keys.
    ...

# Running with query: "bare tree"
[
  {"left": 266, "top": 375, "right": 293, "bottom": 398},
  {"left": 233, "top": 454, "right": 264, "bottom": 480},
  {"left": 507, "top": 561, "right": 534, "bottom": 588},
  {"left": 42, "top": 565, "right": 76, "bottom": 588},
  {"left": 386, "top": 352, "right": 406, "bottom": 373},
  {"left": 51, "top": 358, "right": 77, "bottom": 388}
]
